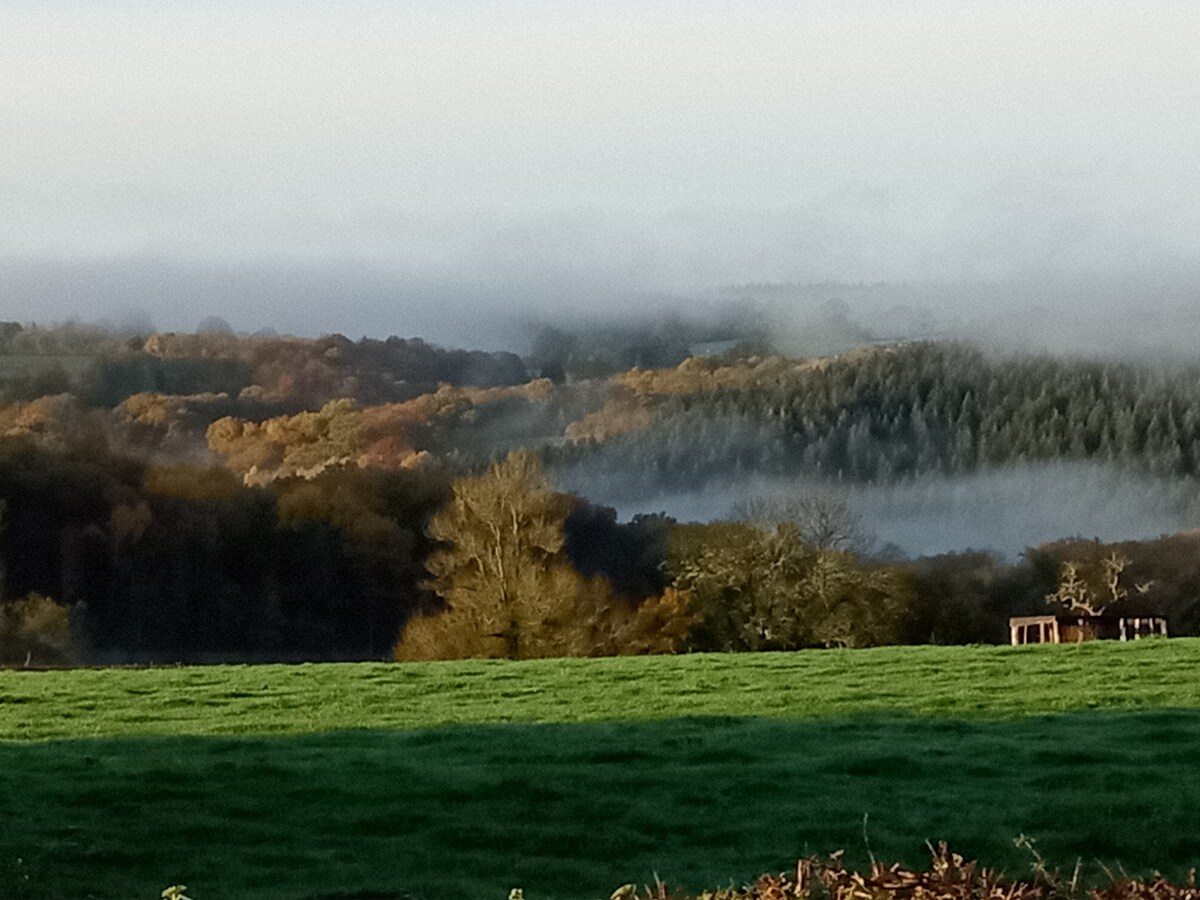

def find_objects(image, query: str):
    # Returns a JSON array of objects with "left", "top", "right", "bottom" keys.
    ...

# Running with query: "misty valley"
[
  {"left": 10, "top": 6, "right": 1200, "bottom": 899},
  {"left": 5, "top": 317, "right": 1200, "bottom": 663},
  {"left": 590, "top": 462, "right": 1200, "bottom": 560},
  {"left": 10, "top": 325, "right": 1200, "bottom": 900}
]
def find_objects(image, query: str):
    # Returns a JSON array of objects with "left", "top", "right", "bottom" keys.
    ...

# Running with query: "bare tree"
[
  {"left": 731, "top": 489, "right": 872, "bottom": 554},
  {"left": 1102, "top": 551, "right": 1129, "bottom": 606},
  {"left": 1045, "top": 551, "right": 1130, "bottom": 616}
]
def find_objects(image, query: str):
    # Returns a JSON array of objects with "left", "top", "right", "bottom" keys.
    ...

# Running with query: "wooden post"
[{"left": 1010, "top": 624, "right": 1019, "bottom": 645}]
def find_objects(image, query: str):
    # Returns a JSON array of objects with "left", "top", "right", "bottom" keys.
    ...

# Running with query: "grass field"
[{"left": 2, "top": 641, "right": 1200, "bottom": 899}]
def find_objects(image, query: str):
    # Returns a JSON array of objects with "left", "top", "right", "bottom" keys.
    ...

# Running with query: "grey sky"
[{"left": 2, "top": 1, "right": 1198, "bottom": 342}]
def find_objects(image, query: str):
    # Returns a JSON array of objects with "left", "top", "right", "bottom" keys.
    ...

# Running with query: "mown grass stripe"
[{"left": 3, "top": 640, "right": 1199, "bottom": 741}]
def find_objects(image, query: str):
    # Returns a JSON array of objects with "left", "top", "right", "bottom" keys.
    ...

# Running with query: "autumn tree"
[
  {"left": 0, "top": 502, "right": 76, "bottom": 666},
  {"left": 0, "top": 593, "right": 76, "bottom": 666},
  {"left": 395, "top": 452, "right": 687, "bottom": 661},
  {"left": 207, "top": 399, "right": 364, "bottom": 483}
]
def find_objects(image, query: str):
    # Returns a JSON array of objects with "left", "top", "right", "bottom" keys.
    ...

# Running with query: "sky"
[{"left": 2, "top": 1, "right": 1198, "bottom": 345}]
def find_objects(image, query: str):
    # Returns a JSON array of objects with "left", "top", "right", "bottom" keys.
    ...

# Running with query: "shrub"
[{"left": 0, "top": 593, "right": 76, "bottom": 666}]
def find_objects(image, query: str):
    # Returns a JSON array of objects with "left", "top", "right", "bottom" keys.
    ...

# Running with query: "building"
[{"left": 1009, "top": 614, "right": 1168, "bottom": 645}]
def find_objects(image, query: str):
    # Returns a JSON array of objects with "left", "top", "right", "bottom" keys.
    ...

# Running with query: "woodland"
[{"left": 2, "top": 319, "right": 1200, "bottom": 666}]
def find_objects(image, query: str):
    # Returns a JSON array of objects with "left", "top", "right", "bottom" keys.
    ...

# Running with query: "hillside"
[{"left": 550, "top": 342, "right": 1200, "bottom": 491}]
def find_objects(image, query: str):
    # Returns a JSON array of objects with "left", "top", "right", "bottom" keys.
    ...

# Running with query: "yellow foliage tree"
[
  {"left": 394, "top": 452, "right": 690, "bottom": 661},
  {"left": 0, "top": 502, "right": 77, "bottom": 667},
  {"left": 0, "top": 593, "right": 76, "bottom": 667}
]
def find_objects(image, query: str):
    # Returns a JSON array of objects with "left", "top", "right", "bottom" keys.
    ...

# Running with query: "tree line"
[
  {"left": 552, "top": 342, "right": 1200, "bottom": 490},
  {"left": 0, "top": 324, "right": 528, "bottom": 409},
  {"left": 5, "top": 330, "right": 1200, "bottom": 664},
  {"left": 6, "top": 435, "right": 1200, "bottom": 667}
]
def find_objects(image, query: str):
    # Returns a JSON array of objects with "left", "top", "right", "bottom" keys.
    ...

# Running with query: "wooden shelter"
[{"left": 1009, "top": 614, "right": 1168, "bottom": 645}]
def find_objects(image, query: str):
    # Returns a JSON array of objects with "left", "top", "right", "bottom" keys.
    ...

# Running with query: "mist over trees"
[
  {"left": 553, "top": 342, "right": 1200, "bottom": 494},
  {"left": 3, "top": 320, "right": 1200, "bottom": 665}
]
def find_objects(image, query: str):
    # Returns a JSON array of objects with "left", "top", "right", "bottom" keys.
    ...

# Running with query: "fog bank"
[
  {"left": 587, "top": 463, "right": 1200, "bottom": 559},
  {"left": 3, "top": 2, "right": 1198, "bottom": 349}
]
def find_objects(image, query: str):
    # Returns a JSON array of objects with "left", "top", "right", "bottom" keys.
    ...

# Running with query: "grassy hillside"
[{"left": 3, "top": 642, "right": 1200, "bottom": 899}]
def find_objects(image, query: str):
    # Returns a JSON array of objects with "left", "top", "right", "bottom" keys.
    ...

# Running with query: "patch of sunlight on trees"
[
  {"left": 0, "top": 504, "right": 75, "bottom": 666},
  {"left": 395, "top": 452, "right": 690, "bottom": 660},
  {"left": 394, "top": 451, "right": 909, "bottom": 660}
]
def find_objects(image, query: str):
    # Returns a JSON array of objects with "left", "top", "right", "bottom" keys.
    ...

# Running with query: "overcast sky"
[{"left": 2, "top": 1, "right": 1198, "bottom": 343}]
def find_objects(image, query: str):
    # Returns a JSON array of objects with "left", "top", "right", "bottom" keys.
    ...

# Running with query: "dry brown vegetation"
[{"left": 618, "top": 846, "right": 1200, "bottom": 900}]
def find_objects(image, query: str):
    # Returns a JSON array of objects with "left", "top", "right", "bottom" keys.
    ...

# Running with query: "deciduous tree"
[
  {"left": 395, "top": 452, "right": 689, "bottom": 660},
  {"left": 670, "top": 521, "right": 908, "bottom": 651}
]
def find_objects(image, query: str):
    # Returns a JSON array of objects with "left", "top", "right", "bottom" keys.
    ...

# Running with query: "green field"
[{"left": 2, "top": 641, "right": 1200, "bottom": 900}]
